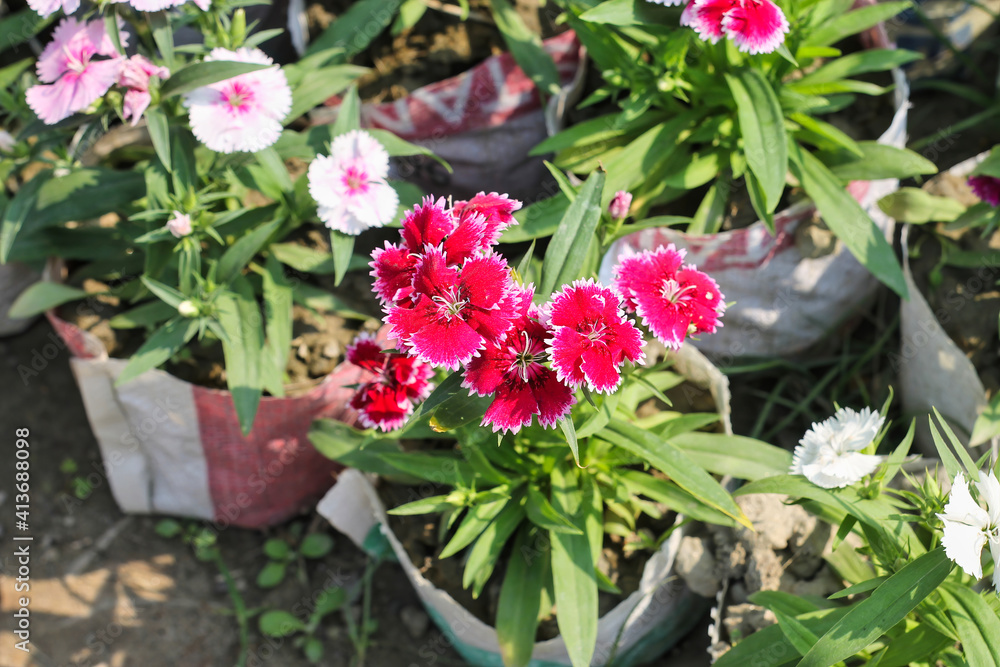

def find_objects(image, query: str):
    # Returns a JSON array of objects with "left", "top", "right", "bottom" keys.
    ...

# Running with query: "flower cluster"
[
  {"left": 790, "top": 407, "right": 884, "bottom": 489},
  {"left": 969, "top": 175, "right": 1000, "bottom": 207},
  {"left": 651, "top": 0, "right": 789, "bottom": 55},
  {"left": 184, "top": 47, "right": 292, "bottom": 154},
  {"left": 308, "top": 130, "right": 399, "bottom": 235},
  {"left": 614, "top": 244, "right": 725, "bottom": 350},
  {"left": 346, "top": 333, "right": 435, "bottom": 431}
]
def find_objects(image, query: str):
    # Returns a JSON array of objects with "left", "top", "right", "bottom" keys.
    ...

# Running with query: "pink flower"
[
  {"left": 26, "top": 0, "right": 79, "bottom": 18},
  {"left": 166, "top": 211, "right": 193, "bottom": 237},
  {"left": 118, "top": 55, "right": 169, "bottom": 126},
  {"left": 609, "top": 191, "right": 633, "bottom": 220},
  {"left": 969, "top": 176, "right": 1000, "bottom": 207},
  {"left": 346, "top": 333, "right": 434, "bottom": 432},
  {"left": 308, "top": 130, "right": 399, "bottom": 235},
  {"left": 386, "top": 247, "right": 516, "bottom": 370},
  {"left": 26, "top": 18, "right": 126, "bottom": 125},
  {"left": 683, "top": 0, "right": 788, "bottom": 54},
  {"left": 614, "top": 245, "right": 725, "bottom": 350},
  {"left": 183, "top": 47, "right": 291, "bottom": 154},
  {"left": 452, "top": 192, "right": 522, "bottom": 246},
  {"left": 464, "top": 285, "right": 575, "bottom": 434},
  {"left": 546, "top": 280, "right": 645, "bottom": 394}
]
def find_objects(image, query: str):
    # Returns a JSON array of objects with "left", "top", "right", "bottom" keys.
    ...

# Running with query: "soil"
[
  {"left": 378, "top": 480, "right": 665, "bottom": 642},
  {"left": 308, "top": 0, "right": 560, "bottom": 103},
  {"left": 908, "top": 172, "right": 1000, "bottom": 395}
]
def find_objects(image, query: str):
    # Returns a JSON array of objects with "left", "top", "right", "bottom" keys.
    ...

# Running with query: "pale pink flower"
[
  {"left": 119, "top": 55, "right": 170, "bottom": 126},
  {"left": 26, "top": 0, "right": 79, "bottom": 18},
  {"left": 307, "top": 130, "right": 399, "bottom": 235},
  {"left": 167, "top": 211, "right": 193, "bottom": 237},
  {"left": 609, "top": 191, "right": 632, "bottom": 220},
  {"left": 183, "top": 48, "right": 291, "bottom": 154},
  {"left": 26, "top": 18, "right": 127, "bottom": 125}
]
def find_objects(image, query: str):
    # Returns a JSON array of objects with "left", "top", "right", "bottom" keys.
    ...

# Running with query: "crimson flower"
[
  {"left": 347, "top": 333, "right": 434, "bottom": 432},
  {"left": 614, "top": 245, "right": 725, "bottom": 350},
  {"left": 463, "top": 285, "right": 575, "bottom": 434},
  {"left": 969, "top": 175, "right": 1000, "bottom": 207},
  {"left": 386, "top": 247, "right": 516, "bottom": 370},
  {"left": 678, "top": 0, "right": 789, "bottom": 54},
  {"left": 453, "top": 192, "right": 522, "bottom": 246},
  {"left": 545, "top": 280, "right": 645, "bottom": 394}
]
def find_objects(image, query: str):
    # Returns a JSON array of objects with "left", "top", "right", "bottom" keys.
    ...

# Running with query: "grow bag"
[
  {"left": 898, "top": 153, "right": 996, "bottom": 453},
  {"left": 599, "top": 71, "right": 910, "bottom": 360},
  {"left": 47, "top": 308, "right": 385, "bottom": 529},
  {"left": 311, "top": 31, "right": 584, "bottom": 202},
  {"left": 318, "top": 343, "right": 731, "bottom": 666}
]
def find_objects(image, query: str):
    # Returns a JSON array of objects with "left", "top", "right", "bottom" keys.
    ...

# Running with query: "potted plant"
[
  {"left": 310, "top": 170, "right": 791, "bottom": 666},
  {"left": 503, "top": 0, "right": 937, "bottom": 358},
  {"left": 1, "top": 0, "right": 439, "bottom": 527}
]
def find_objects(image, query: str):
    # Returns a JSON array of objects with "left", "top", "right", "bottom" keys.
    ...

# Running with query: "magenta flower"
[
  {"left": 969, "top": 175, "right": 1000, "bottom": 207},
  {"left": 609, "top": 191, "right": 633, "bottom": 220},
  {"left": 387, "top": 247, "right": 516, "bottom": 370},
  {"left": 680, "top": 0, "right": 788, "bottom": 54},
  {"left": 26, "top": 0, "right": 79, "bottom": 18},
  {"left": 614, "top": 246, "right": 725, "bottom": 350},
  {"left": 119, "top": 55, "right": 169, "bottom": 127},
  {"left": 308, "top": 130, "right": 399, "bottom": 235},
  {"left": 183, "top": 48, "right": 291, "bottom": 154},
  {"left": 545, "top": 280, "right": 645, "bottom": 394},
  {"left": 347, "top": 333, "right": 434, "bottom": 432},
  {"left": 26, "top": 18, "right": 126, "bottom": 125},
  {"left": 463, "top": 285, "right": 575, "bottom": 434},
  {"left": 453, "top": 192, "right": 523, "bottom": 246}
]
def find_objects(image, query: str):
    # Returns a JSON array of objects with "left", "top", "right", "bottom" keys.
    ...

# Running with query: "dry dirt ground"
[{"left": 0, "top": 318, "right": 712, "bottom": 667}]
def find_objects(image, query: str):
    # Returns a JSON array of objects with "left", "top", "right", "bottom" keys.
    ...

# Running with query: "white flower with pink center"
[
  {"left": 307, "top": 130, "right": 399, "bottom": 235},
  {"left": 183, "top": 47, "right": 291, "bottom": 154}
]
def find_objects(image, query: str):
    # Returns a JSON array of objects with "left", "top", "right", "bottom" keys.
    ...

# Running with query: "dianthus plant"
[
  {"left": 524, "top": 0, "right": 940, "bottom": 297},
  {"left": 312, "top": 171, "right": 782, "bottom": 667}
]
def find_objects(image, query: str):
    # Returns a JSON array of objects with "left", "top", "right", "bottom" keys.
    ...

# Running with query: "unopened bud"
[
  {"left": 178, "top": 301, "right": 199, "bottom": 318},
  {"left": 609, "top": 190, "right": 632, "bottom": 221}
]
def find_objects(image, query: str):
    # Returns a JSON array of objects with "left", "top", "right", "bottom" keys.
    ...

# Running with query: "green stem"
[{"left": 213, "top": 550, "right": 250, "bottom": 667}]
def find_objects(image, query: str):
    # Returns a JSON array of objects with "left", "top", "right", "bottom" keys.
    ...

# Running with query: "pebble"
[{"left": 400, "top": 605, "right": 430, "bottom": 639}]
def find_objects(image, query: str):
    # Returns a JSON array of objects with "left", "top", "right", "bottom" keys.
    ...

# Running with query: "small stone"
[
  {"left": 400, "top": 605, "right": 430, "bottom": 639},
  {"left": 297, "top": 343, "right": 310, "bottom": 360},
  {"left": 321, "top": 342, "right": 340, "bottom": 359},
  {"left": 675, "top": 535, "right": 719, "bottom": 598}
]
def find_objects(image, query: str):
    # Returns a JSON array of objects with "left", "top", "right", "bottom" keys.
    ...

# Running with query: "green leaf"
[
  {"left": 619, "top": 470, "right": 737, "bottom": 526},
  {"left": 160, "top": 61, "right": 273, "bottom": 99},
  {"left": 388, "top": 494, "right": 456, "bottom": 516},
  {"left": 559, "top": 417, "right": 581, "bottom": 468},
  {"left": 877, "top": 623, "right": 952, "bottom": 667},
  {"left": 104, "top": 12, "right": 126, "bottom": 56},
  {"left": 270, "top": 242, "right": 337, "bottom": 274},
  {"left": 149, "top": 11, "right": 175, "bottom": 70},
  {"left": 822, "top": 142, "right": 938, "bottom": 181},
  {"left": 877, "top": 188, "right": 966, "bottom": 224},
  {"left": 300, "top": 533, "right": 334, "bottom": 559},
  {"left": 539, "top": 169, "right": 605, "bottom": 298},
  {"left": 970, "top": 392, "right": 1000, "bottom": 448},
  {"left": 329, "top": 230, "right": 355, "bottom": 287},
  {"left": 827, "top": 575, "right": 888, "bottom": 600},
  {"left": 491, "top": 0, "right": 561, "bottom": 97},
  {"left": 8, "top": 282, "right": 89, "bottom": 319},
  {"left": 463, "top": 495, "right": 526, "bottom": 597},
  {"left": 670, "top": 432, "right": 793, "bottom": 481},
  {"left": 549, "top": 465, "right": 597, "bottom": 667},
  {"left": 217, "top": 218, "right": 282, "bottom": 285},
  {"left": 312, "top": 586, "right": 347, "bottom": 617},
  {"left": 1, "top": 174, "right": 48, "bottom": 264},
  {"left": 109, "top": 300, "right": 176, "bottom": 329},
  {"left": 798, "top": 549, "right": 953, "bottom": 667},
  {"left": 308, "top": 419, "right": 403, "bottom": 476},
  {"left": 440, "top": 495, "right": 510, "bottom": 559},
  {"left": 789, "top": 142, "right": 907, "bottom": 298},
  {"left": 145, "top": 107, "right": 172, "bottom": 172},
  {"left": 264, "top": 538, "right": 292, "bottom": 560},
  {"left": 972, "top": 146, "right": 1000, "bottom": 179},
  {"left": 714, "top": 607, "right": 850, "bottom": 667},
  {"left": 141, "top": 276, "right": 187, "bottom": 309},
  {"left": 796, "top": 49, "right": 921, "bottom": 85},
  {"left": 380, "top": 451, "right": 477, "bottom": 488},
  {"left": 258, "top": 609, "right": 304, "bottom": 636},
  {"left": 792, "top": 113, "right": 864, "bottom": 157},
  {"left": 304, "top": 637, "right": 323, "bottom": 663},
  {"left": 578, "top": 0, "right": 679, "bottom": 25},
  {"left": 804, "top": 1, "right": 911, "bottom": 47},
  {"left": 0, "top": 10, "right": 54, "bottom": 54},
  {"left": 155, "top": 519, "right": 183, "bottom": 538},
  {"left": 500, "top": 193, "right": 570, "bottom": 243},
  {"left": 773, "top": 609, "right": 820, "bottom": 656},
  {"left": 260, "top": 255, "right": 293, "bottom": 397},
  {"left": 116, "top": 318, "right": 199, "bottom": 386},
  {"left": 367, "top": 129, "right": 452, "bottom": 172},
  {"left": 603, "top": 420, "right": 751, "bottom": 528},
  {"left": 215, "top": 278, "right": 264, "bottom": 435},
  {"left": 727, "top": 69, "right": 787, "bottom": 213},
  {"left": 526, "top": 486, "right": 583, "bottom": 535},
  {"left": 304, "top": 0, "right": 403, "bottom": 60},
  {"left": 497, "top": 527, "right": 549, "bottom": 667},
  {"left": 286, "top": 65, "right": 365, "bottom": 123}
]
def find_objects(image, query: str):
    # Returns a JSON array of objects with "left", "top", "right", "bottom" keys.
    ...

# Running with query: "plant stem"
[{"left": 213, "top": 550, "right": 251, "bottom": 667}]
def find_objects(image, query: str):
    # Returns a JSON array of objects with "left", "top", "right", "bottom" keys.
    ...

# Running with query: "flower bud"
[
  {"left": 609, "top": 190, "right": 632, "bottom": 221},
  {"left": 178, "top": 300, "right": 199, "bottom": 318},
  {"left": 166, "top": 211, "right": 193, "bottom": 238},
  {"left": 231, "top": 9, "right": 247, "bottom": 46}
]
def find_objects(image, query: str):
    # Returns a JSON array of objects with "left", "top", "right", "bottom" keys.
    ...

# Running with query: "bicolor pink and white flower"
[
  {"left": 308, "top": 130, "right": 399, "bottom": 235},
  {"left": 166, "top": 211, "right": 193, "bottom": 237},
  {"left": 614, "top": 245, "right": 725, "bottom": 350},
  {"left": 119, "top": 55, "right": 170, "bottom": 126},
  {"left": 26, "top": 18, "right": 126, "bottom": 125},
  {"left": 386, "top": 247, "right": 517, "bottom": 370},
  {"left": 183, "top": 47, "right": 291, "bottom": 154},
  {"left": 463, "top": 285, "right": 575, "bottom": 434},
  {"left": 452, "top": 192, "right": 523, "bottom": 246},
  {"left": 546, "top": 280, "right": 645, "bottom": 394},
  {"left": 676, "top": 0, "right": 788, "bottom": 54},
  {"left": 790, "top": 407, "right": 884, "bottom": 489},
  {"left": 938, "top": 469, "right": 1000, "bottom": 591},
  {"left": 346, "top": 333, "right": 434, "bottom": 431},
  {"left": 27, "top": 0, "right": 79, "bottom": 18},
  {"left": 969, "top": 175, "right": 1000, "bottom": 207}
]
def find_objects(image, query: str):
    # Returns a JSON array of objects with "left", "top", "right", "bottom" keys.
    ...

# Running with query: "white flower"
[
  {"left": 790, "top": 407, "right": 884, "bottom": 489},
  {"left": 938, "top": 470, "right": 1000, "bottom": 590},
  {"left": 167, "top": 211, "right": 193, "bottom": 238},
  {"left": 307, "top": 129, "right": 398, "bottom": 235}
]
